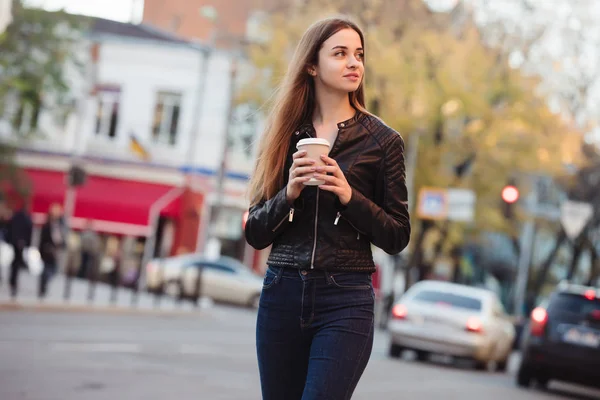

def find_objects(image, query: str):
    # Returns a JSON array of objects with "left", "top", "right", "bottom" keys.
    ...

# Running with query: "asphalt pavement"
[{"left": 1, "top": 305, "right": 599, "bottom": 400}]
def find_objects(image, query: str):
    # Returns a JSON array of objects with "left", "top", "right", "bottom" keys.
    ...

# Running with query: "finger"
[
  {"left": 292, "top": 157, "right": 316, "bottom": 168},
  {"left": 313, "top": 174, "right": 340, "bottom": 186},
  {"left": 314, "top": 165, "right": 341, "bottom": 176},
  {"left": 292, "top": 176, "right": 312, "bottom": 185},
  {"left": 294, "top": 166, "right": 317, "bottom": 176},
  {"left": 320, "top": 155, "right": 338, "bottom": 167},
  {"left": 292, "top": 150, "right": 307, "bottom": 160}
]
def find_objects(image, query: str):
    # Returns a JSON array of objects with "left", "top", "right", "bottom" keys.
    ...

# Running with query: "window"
[
  {"left": 204, "top": 263, "right": 236, "bottom": 274},
  {"left": 4, "top": 89, "right": 41, "bottom": 135},
  {"left": 95, "top": 86, "right": 120, "bottom": 138},
  {"left": 15, "top": 100, "right": 40, "bottom": 134},
  {"left": 549, "top": 293, "right": 600, "bottom": 317},
  {"left": 152, "top": 91, "right": 181, "bottom": 146},
  {"left": 412, "top": 290, "right": 483, "bottom": 311}
]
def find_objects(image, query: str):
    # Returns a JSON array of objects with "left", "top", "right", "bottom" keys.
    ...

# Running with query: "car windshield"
[
  {"left": 411, "top": 290, "right": 483, "bottom": 311},
  {"left": 548, "top": 293, "right": 600, "bottom": 316}
]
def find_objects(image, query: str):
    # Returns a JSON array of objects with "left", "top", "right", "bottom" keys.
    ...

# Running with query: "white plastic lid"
[{"left": 296, "top": 138, "right": 330, "bottom": 148}]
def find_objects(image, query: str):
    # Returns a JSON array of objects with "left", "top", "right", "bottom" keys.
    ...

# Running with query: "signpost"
[
  {"left": 560, "top": 201, "right": 593, "bottom": 240},
  {"left": 416, "top": 187, "right": 476, "bottom": 222}
]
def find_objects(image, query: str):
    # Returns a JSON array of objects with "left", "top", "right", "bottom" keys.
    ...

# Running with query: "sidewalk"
[{"left": 0, "top": 267, "right": 211, "bottom": 315}]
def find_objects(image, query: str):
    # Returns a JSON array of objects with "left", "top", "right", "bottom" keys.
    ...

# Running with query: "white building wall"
[{"left": 12, "top": 35, "right": 260, "bottom": 205}]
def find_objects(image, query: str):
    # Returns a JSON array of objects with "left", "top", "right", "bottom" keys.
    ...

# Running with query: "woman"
[{"left": 245, "top": 16, "right": 411, "bottom": 400}]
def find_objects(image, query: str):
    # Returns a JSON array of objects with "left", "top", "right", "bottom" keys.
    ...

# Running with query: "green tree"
[{"left": 0, "top": 0, "right": 86, "bottom": 200}]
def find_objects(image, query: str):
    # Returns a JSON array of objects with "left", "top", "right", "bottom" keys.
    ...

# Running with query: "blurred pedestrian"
[
  {"left": 0, "top": 201, "right": 11, "bottom": 283},
  {"left": 38, "top": 203, "right": 66, "bottom": 298},
  {"left": 245, "top": 17, "right": 410, "bottom": 400},
  {"left": 78, "top": 220, "right": 100, "bottom": 279},
  {"left": 6, "top": 204, "right": 33, "bottom": 298}
]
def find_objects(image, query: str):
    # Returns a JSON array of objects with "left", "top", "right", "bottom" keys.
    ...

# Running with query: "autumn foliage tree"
[{"left": 241, "top": 0, "right": 582, "bottom": 281}]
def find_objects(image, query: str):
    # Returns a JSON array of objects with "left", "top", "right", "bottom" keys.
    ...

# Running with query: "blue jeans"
[{"left": 256, "top": 266, "right": 375, "bottom": 400}]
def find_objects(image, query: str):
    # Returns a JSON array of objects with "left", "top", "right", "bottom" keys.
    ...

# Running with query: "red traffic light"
[{"left": 502, "top": 185, "right": 519, "bottom": 204}]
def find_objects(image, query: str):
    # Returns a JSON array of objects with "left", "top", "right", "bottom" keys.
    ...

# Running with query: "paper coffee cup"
[{"left": 296, "top": 138, "right": 331, "bottom": 186}]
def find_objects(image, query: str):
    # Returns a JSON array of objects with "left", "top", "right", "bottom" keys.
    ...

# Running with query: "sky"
[{"left": 25, "top": 0, "right": 144, "bottom": 22}]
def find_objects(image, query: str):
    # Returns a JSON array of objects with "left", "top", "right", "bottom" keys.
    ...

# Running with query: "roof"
[{"left": 89, "top": 17, "right": 193, "bottom": 46}]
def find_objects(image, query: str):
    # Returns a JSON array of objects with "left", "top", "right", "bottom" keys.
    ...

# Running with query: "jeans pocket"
[
  {"left": 329, "top": 272, "right": 372, "bottom": 290},
  {"left": 262, "top": 266, "right": 282, "bottom": 290}
]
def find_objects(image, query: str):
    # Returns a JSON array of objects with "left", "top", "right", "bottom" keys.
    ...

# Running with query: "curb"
[{"left": 0, "top": 301, "right": 209, "bottom": 317}]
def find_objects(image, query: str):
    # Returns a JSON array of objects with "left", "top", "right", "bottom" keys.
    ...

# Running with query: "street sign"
[
  {"left": 416, "top": 188, "right": 448, "bottom": 220},
  {"left": 447, "top": 189, "right": 476, "bottom": 222},
  {"left": 416, "top": 187, "right": 476, "bottom": 222},
  {"left": 560, "top": 201, "right": 593, "bottom": 240}
]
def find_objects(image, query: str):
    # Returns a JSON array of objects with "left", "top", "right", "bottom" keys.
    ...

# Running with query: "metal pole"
[
  {"left": 513, "top": 219, "right": 536, "bottom": 317},
  {"left": 185, "top": 46, "right": 211, "bottom": 171},
  {"left": 62, "top": 185, "right": 76, "bottom": 300},
  {"left": 200, "top": 55, "right": 239, "bottom": 254},
  {"left": 62, "top": 43, "right": 93, "bottom": 300},
  {"left": 405, "top": 130, "right": 421, "bottom": 214}
]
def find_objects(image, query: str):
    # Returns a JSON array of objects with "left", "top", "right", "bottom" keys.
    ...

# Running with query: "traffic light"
[{"left": 501, "top": 179, "right": 519, "bottom": 219}]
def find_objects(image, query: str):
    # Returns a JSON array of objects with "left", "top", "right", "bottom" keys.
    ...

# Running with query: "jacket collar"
[{"left": 293, "top": 110, "right": 365, "bottom": 139}]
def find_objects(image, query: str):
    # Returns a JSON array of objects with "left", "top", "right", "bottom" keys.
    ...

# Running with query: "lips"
[{"left": 344, "top": 73, "right": 360, "bottom": 78}]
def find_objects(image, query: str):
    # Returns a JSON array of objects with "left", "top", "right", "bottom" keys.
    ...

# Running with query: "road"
[{"left": 1, "top": 306, "right": 599, "bottom": 400}]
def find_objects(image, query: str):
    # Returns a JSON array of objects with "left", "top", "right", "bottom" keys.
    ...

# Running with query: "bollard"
[
  {"left": 109, "top": 263, "right": 119, "bottom": 305},
  {"left": 63, "top": 268, "right": 73, "bottom": 301},
  {"left": 130, "top": 262, "right": 143, "bottom": 307},
  {"left": 194, "top": 265, "right": 203, "bottom": 308},
  {"left": 153, "top": 261, "right": 164, "bottom": 308},
  {"left": 87, "top": 257, "right": 97, "bottom": 303}
]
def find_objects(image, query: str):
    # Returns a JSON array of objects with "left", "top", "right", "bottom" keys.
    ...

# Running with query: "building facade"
[{"left": 1, "top": 16, "right": 262, "bottom": 277}]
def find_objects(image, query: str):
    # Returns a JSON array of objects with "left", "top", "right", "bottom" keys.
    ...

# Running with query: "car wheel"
[
  {"left": 389, "top": 344, "right": 403, "bottom": 358},
  {"left": 536, "top": 376, "right": 549, "bottom": 390},
  {"left": 516, "top": 363, "right": 533, "bottom": 388},
  {"left": 415, "top": 350, "right": 429, "bottom": 362},
  {"left": 474, "top": 361, "right": 488, "bottom": 371},
  {"left": 496, "top": 359, "right": 508, "bottom": 372}
]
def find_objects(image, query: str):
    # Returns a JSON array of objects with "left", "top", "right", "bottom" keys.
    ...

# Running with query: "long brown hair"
[{"left": 248, "top": 16, "right": 369, "bottom": 206}]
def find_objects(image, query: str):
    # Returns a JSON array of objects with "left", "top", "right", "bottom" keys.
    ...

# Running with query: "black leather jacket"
[{"left": 245, "top": 112, "right": 411, "bottom": 273}]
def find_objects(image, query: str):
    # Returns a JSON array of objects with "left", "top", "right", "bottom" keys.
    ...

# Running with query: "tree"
[
  {"left": 0, "top": 0, "right": 86, "bottom": 201},
  {"left": 240, "top": 0, "right": 582, "bottom": 282}
]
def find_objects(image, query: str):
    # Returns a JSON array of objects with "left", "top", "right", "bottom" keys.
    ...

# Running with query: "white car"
[
  {"left": 388, "top": 280, "right": 515, "bottom": 371},
  {"left": 145, "top": 254, "right": 264, "bottom": 308}
]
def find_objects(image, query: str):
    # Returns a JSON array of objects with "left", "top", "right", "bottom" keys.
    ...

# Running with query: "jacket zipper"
[
  {"left": 334, "top": 212, "right": 362, "bottom": 240},
  {"left": 272, "top": 208, "right": 295, "bottom": 232},
  {"left": 310, "top": 188, "right": 320, "bottom": 269}
]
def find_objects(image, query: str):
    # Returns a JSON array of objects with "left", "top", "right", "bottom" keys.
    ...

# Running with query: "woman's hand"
[
  {"left": 286, "top": 150, "right": 316, "bottom": 204},
  {"left": 313, "top": 155, "right": 352, "bottom": 205}
]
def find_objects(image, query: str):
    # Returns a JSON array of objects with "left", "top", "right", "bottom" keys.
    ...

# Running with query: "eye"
[
  {"left": 357, "top": 53, "right": 364, "bottom": 60},
  {"left": 334, "top": 51, "right": 345, "bottom": 57}
]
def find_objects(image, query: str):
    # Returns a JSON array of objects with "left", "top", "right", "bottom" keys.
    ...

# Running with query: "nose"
[{"left": 347, "top": 54, "right": 361, "bottom": 69}]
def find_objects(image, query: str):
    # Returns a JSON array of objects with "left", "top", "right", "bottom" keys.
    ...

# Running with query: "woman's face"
[{"left": 312, "top": 28, "right": 364, "bottom": 94}]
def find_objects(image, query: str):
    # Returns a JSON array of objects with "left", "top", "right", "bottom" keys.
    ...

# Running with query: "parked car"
[
  {"left": 516, "top": 282, "right": 600, "bottom": 390},
  {"left": 388, "top": 280, "right": 515, "bottom": 371},
  {"left": 145, "top": 254, "right": 263, "bottom": 308}
]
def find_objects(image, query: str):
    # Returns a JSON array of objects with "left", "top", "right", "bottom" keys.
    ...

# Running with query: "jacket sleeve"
[
  {"left": 244, "top": 186, "right": 297, "bottom": 250},
  {"left": 339, "top": 133, "right": 411, "bottom": 255}
]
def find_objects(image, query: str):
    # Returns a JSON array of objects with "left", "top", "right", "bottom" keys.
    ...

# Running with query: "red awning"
[{"left": 18, "top": 168, "right": 181, "bottom": 236}]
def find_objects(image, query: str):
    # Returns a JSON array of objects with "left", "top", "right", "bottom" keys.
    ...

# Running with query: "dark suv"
[{"left": 516, "top": 283, "right": 600, "bottom": 390}]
